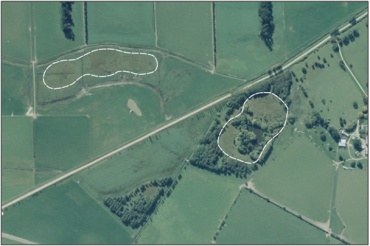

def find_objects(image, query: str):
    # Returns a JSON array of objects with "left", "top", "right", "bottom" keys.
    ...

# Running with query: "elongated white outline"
[
  {"left": 217, "top": 92, "right": 289, "bottom": 164},
  {"left": 42, "top": 48, "right": 158, "bottom": 90}
]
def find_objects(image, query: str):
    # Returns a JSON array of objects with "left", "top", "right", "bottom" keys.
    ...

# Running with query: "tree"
[
  {"left": 351, "top": 162, "right": 356, "bottom": 168},
  {"left": 353, "top": 29, "right": 360, "bottom": 38},
  {"left": 302, "top": 67, "right": 307, "bottom": 75},
  {"left": 339, "top": 60, "right": 346, "bottom": 71},
  {"left": 353, "top": 138, "right": 363, "bottom": 151},
  {"left": 357, "top": 162, "right": 363, "bottom": 169},
  {"left": 328, "top": 126, "right": 340, "bottom": 142},
  {"left": 353, "top": 101, "right": 358, "bottom": 109},
  {"left": 320, "top": 132, "right": 327, "bottom": 142}
]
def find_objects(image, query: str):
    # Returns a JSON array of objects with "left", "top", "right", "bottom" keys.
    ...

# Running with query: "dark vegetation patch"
[
  {"left": 258, "top": 2, "right": 275, "bottom": 51},
  {"left": 61, "top": 2, "right": 76, "bottom": 41}
]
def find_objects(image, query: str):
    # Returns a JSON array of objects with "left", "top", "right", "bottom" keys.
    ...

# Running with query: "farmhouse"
[{"left": 338, "top": 139, "right": 346, "bottom": 147}]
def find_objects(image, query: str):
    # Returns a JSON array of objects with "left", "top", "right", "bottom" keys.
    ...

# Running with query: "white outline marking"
[
  {"left": 42, "top": 48, "right": 158, "bottom": 90},
  {"left": 217, "top": 92, "right": 289, "bottom": 164}
]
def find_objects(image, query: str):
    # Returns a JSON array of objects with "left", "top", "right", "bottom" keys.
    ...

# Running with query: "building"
[
  {"left": 338, "top": 139, "right": 346, "bottom": 147},
  {"left": 341, "top": 130, "right": 349, "bottom": 138}
]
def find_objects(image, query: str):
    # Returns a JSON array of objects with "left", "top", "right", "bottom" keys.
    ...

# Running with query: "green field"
[
  {"left": 34, "top": 116, "right": 90, "bottom": 171},
  {"left": 284, "top": 2, "right": 367, "bottom": 55},
  {"left": 2, "top": 63, "right": 32, "bottom": 116},
  {"left": 340, "top": 17, "right": 368, "bottom": 91},
  {"left": 215, "top": 2, "right": 286, "bottom": 78},
  {"left": 253, "top": 125, "right": 335, "bottom": 222},
  {"left": 38, "top": 85, "right": 165, "bottom": 159},
  {"left": 76, "top": 110, "right": 214, "bottom": 199},
  {"left": 87, "top": 2, "right": 155, "bottom": 47},
  {"left": 2, "top": 2, "right": 31, "bottom": 62},
  {"left": 143, "top": 56, "right": 243, "bottom": 117},
  {"left": 2, "top": 181, "right": 132, "bottom": 244},
  {"left": 335, "top": 168, "right": 367, "bottom": 244},
  {"left": 290, "top": 40, "right": 363, "bottom": 130},
  {"left": 217, "top": 189, "right": 339, "bottom": 244},
  {"left": 156, "top": 2, "right": 213, "bottom": 66},
  {"left": 137, "top": 166, "right": 241, "bottom": 244},
  {"left": 2, "top": 169, "right": 35, "bottom": 205},
  {"left": 1, "top": 237, "right": 22, "bottom": 245},
  {"left": 33, "top": 2, "right": 85, "bottom": 62}
]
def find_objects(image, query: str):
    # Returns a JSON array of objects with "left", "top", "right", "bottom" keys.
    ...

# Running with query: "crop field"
[
  {"left": 284, "top": 2, "right": 366, "bottom": 55},
  {"left": 216, "top": 189, "right": 338, "bottom": 244},
  {"left": 142, "top": 56, "right": 243, "bottom": 117},
  {"left": 156, "top": 2, "right": 213, "bottom": 66},
  {"left": 1, "top": 237, "right": 20, "bottom": 245},
  {"left": 2, "top": 63, "right": 32, "bottom": 116},
  {"left": 1, "top": 181, "right": 133, "bottom": 244},
  {"left": 335, "top": 168, "right": 367, "bottom": 244},
  {"left": 215, "top": 2, "right": 286, "bottom": 79},
  {"left": 2, "top": 2, "right": 31, "bottom": 62},
  {"left": 33, "top": 2, "right": 85, "bottom": 62},
  {"left": 87, "top": 2, "right": 155, "bottom": 47},
  {"left": 2, "top": 169, "right": 35, "bottom": 205},
  {"left": 253, "top": 126, "right": 335, "bottom": 223},
  {"left": 137, "top": 165, "right": 241, "bottom": 244},
  {"left": 290, "top": 40, "right": 363, "bottom": 129},
  {"left": 37, "top": 85, "right": 165, "bottom": 159},
  {"left": 34, "top": 116, "right": 90, "bottom": 172},
  {"left": 340, "top": 17, "right": 368, "bottom": 90},
  {"left": 76, "top": 109, "right": 215, "bottom": 199}
]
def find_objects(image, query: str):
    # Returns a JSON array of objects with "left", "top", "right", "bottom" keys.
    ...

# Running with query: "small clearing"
[{"left": 127, "top": 99, "right": 142, "bottom": 116}]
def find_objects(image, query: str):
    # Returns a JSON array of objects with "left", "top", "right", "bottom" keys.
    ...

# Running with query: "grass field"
[
  {"left": 2, "top": 181, "right": 133, "bottom": 244},
  {"left": 284, "top": 2, "right": 367, "bottom": 56},
  {"left": 2, "top": 63, "right": 32, "bottom": 116},
  {"left": 34, "top": 116, "right": 90, "bottom": 171},
  {"left": 2, "top": 169, "right": 35, "bottom": 205},
  {"left": 76, "top": 108, "right": 216, "bottom": 200},
  {"left": 217, "top": 189, "right": 338, "bottom": 244},
  {"left": 2, "top": 2, "right": 31, "bottom": 62},
  {"left": 156, "top": 2, "right": 213, "bottom": 66},
  {"left": 1, "top": 237, "right": 22, "bottom": 245},
  {"left": 87, "top": 2, "right": 155, "bottom": 47},
  {"left": 335, "top": 167, "right": 367, "bottom": 244},
  {"left": 142, "top": 56, "right": 243, "bottom": 117},
  {"left": 33, "top": 2, "right": 85, "bottom": 62},
  {"left": 252, "top": 125, "right": 335, "bottom": 223},
  {"left": 215, "top": 2, "right": 286, "bottom": 79},
  {"left": 290, "top": 40, "right": 363, "bottom": 130},
  {"left": 137, "top": 165, "right": 241, "bottom": 244},
  {"left": 339, "top": 17, "right": 368, "bottom": 91},
  {"left": 38, "top": 85, "right": 165, "bottom": 160}
]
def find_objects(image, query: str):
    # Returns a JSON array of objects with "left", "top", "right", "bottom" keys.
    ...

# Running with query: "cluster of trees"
[
  {"left": 83, "top": 2, "right": 88, "bottom": 44},
  {"left": 271, "top": 72, "right": 293, "bottom": 101},
  {"left": 104, "top": 177, "right": 173, "bottom": 229},
  {"left": 352, "top": 138, "right": 363, "bottom": 152},
  {"left": 332, "top": 29, "right": 360, "bottom": 53},
  {"left": 258, "top": 2, "right": 275, "bottom": 51},
  {"left": 351, "top": 161, "right": 363, "bottom": 169},
  {"left": 61, "top": 2, "right": 76, "bottom": 41}
]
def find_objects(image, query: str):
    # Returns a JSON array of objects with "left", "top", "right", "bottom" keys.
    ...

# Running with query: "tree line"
[
  {"left": 258, "top": 2, "right": 275, "bottom": 51},
  {"left": 61, "top": 2, "right": 76, "bottom": 41}
]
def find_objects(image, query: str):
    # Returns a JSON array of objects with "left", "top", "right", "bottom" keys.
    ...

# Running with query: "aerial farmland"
[{"left": 1, "top": 1, "right": 368, "bottom": 245}]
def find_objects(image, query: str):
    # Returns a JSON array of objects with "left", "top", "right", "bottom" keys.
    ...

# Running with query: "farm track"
[
  {"left": 2, "top": 10, "right": 368, "bottom": 211},
  {"left": 2, "top": 232, "right": 37, "bottom": 245}
]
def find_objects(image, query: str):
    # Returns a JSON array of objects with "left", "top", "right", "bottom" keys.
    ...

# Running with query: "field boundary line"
[
  {"left": 336, "top": 40, "right": 367, "bottom": 97},
  {"left": 217, "top": 92, "right": 289, "bottom": 164},
  {"left": 42, "top": 48, "right": 158, "bottom": 90},
  {"left": 2, "top": 233, "right": 37, "bottom": 245}
]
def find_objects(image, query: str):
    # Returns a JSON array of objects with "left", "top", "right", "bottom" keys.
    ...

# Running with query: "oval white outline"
[
  {"left": 42, "top": 48, "right": 159, "bottom": 90},
  {"left": 217, "top": 92, "right": 289, "bottom": 165}
]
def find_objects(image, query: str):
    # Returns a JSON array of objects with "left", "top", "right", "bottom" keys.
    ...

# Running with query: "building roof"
[{"left": 339, "top": 139, "right": 346, "bottom": 147}]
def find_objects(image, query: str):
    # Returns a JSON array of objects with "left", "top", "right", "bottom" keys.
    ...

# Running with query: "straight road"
[
  {"left": 2, "top": 10, "right": 367, "bottom": 211},
  {"left": 2, "top": 233, "right": 37, "bottom": 245}
]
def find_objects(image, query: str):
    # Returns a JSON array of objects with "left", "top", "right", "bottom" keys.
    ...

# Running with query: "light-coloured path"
[
  {"left": 217, "top": 92, "right": 289, "bottom": 164},
  {"left": 42, "top": 48, "right": 158, "bottom": 90},
  {"left": 336, "top": 40, "right": 367, "bottom": 96},
  {"left": 3, "top": 10, "right": 368, "bottom": 211},
  {"left": 2, "top": 233, "right": 37, "bottom": 244}
]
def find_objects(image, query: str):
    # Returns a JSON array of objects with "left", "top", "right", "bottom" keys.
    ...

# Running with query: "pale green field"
[
  {"left": 2, "top": 181, "right": 133, "bottom": 244},
  {"left": 137, "top": 166, "right": 241, "bottom": 244},
  {"left": 217, "top": 189, "right": 339, "bottom": 244},
  {"left": 340, "top": 17, "right": 368, "bottom": 91},
  {"left": 38, "top": 85, "right": 165, "bottom": 160},
  {"left": 88, "top": 2, "right": 155, "bottom": 47},
  {"left": 291, "top": 40, "right": 363, "bottom": 130},
  {"left": 1, "top": 237, "right": 22, "bottom": 244},
  {"left": 2, "top": 63, "right": 32, "bottom": 116},
  {"left": 253, "top": 126, "right": 335, "bottom": 222},
  {"left": 1, "top": 2, "right": 31, "bottom": 62},
  {"left": 285, "top": 2, "right": 367, "bottom": 55},
  {"left": 156, "top": 2, "right": 213, "bottom": 66},
  {"left": 336, "top": 167, "right": 367, "bottom": 244},
  {"left": 33, "top": 2, "right": 85, "bottom": 62},
  {"left": 34, "top": 116, "right": 90, "bottom": 172},
  {"left": 215, "top": 2, "right": 286, "bottom": 79},
  {"left": 76, "top": 110, "right": 215, "bottom": 199},
  {"left": 2, "top": 169, "right": 35, "bottom": 205}
]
